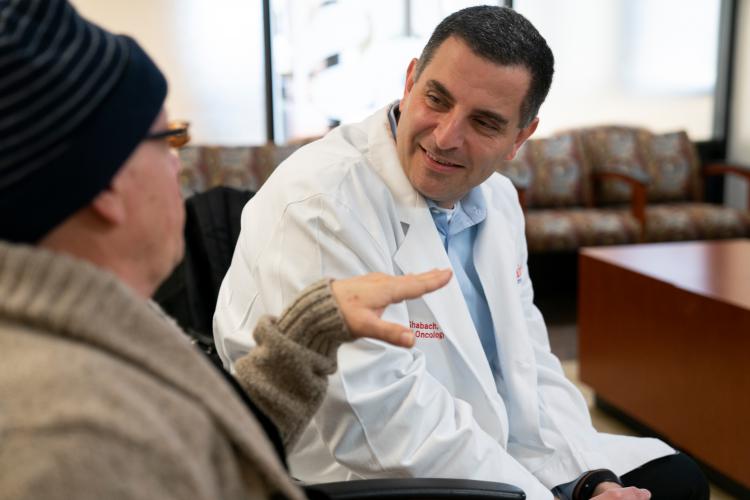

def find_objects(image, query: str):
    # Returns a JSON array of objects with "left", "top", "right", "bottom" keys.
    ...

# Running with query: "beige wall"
[
  {"left": 71, "top": 0, "right": 266, "bottom": 145},
  {"left": 726, "top": 0, "right": 750, "bottom": 209}
]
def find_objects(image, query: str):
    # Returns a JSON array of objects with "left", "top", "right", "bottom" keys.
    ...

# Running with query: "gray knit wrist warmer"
[{"left": 276, "top": 278, "right": 352, "bottom": 358}]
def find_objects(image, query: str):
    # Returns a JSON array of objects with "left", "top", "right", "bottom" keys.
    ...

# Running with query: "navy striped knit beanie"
[{"left": 0, "top": 0, "right": 167, "bottom": 243}]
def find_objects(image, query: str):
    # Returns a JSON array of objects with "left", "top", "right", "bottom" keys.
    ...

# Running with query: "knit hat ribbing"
[{"left": 0, "top": 0, "right": 167, "bottom": 242}]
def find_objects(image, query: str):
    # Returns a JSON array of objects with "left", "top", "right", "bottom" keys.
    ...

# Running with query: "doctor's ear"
[
  {"left": 402, "top": 58, "right": 419, "bottom": 99},
  {"left": 505, "top": 117, "right": 539, "bottom": 161}
]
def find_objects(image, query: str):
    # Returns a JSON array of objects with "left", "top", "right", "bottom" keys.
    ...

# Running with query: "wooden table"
[{"left": 578, "top": 240, "right": 750, "bottom": 490}]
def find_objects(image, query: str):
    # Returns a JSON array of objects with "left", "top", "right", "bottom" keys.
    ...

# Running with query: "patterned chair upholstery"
[
  {"left": 524, "top": 208, "right": 641, "bottom": 253},
  {"left": 500, "top": 132, "right": 593, "bottom": 209},
  {"left": 498, "top": 132, "right": 642, "bottom": 252},
  {"left": 177, "top": 140, "right": 315, "bottom": 198},
  {"left": 177, "top": 130, "right": 748, "bottom": 254},
  {"left": 579, "top": 126, "right": 750, "bottom": 243},
  {"left": 497, "top": 126, "right": 750, "bottom": 253}
]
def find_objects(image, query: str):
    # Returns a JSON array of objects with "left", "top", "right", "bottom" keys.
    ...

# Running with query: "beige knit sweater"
[{"left": 0, "top": 242, "right": 352, "bottom": 500}]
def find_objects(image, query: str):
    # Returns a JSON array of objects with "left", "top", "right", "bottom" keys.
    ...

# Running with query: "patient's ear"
[{"left": 90, "top": 186, "right": 127, "bottom": 225}]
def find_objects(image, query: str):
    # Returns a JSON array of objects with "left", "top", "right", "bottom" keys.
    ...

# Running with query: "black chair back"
[{"left": 154, "top": 186, "right": 253, "bottom": 367}]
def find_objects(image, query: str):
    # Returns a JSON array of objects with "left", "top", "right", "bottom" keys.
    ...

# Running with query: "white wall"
[
  {"left": 726, "top": 1, "right": 750, "bottom": 209},
  {"left": 71, "top": 0, "right": 266, "bottom": 145}
]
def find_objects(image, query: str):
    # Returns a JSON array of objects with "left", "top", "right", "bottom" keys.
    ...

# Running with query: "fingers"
[
  {"left": 592, "top": 487, "right": 650, "bottom": 500},
  {"left": 364, "top": 319, "right": 415, "bottom": 348},
  {"left": 634, "top": 488, "right": 651, "bottom": 500},
  {"left": 330, "top": 269, "right": 451, "bottom": 348},
  {"left": 388, "top": 269, "right": 452, "bottom": 302},
  {"left": 346, "top": 309, "right": 415, "bottom": 347}
]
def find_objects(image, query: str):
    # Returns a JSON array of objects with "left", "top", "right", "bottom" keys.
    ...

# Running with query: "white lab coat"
[{"left": 214, "top": 105, "right": 673, "bottom": 499}]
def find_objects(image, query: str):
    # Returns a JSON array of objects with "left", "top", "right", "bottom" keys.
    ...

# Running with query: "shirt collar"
[
  {"left": 460, "top": 187, "right": 488, "bottom": 225},
  {"left": 427, "top": 187, "right": 487, "bottom": 231},
  {"left": 426, "top": 198, "right": 459, "bottom": 223}
]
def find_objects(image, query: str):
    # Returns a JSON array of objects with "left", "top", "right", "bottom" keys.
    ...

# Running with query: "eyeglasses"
[{"left": 145, "top": 120, "right": 190, "bottom": 149}]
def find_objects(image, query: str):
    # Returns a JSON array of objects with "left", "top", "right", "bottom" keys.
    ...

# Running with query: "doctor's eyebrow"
[
  {"left": 426, "top": 80, "right": 455, "bottom": 106},
  {"left": 426, "top": 79, "right": 509, "bottom": 128}
]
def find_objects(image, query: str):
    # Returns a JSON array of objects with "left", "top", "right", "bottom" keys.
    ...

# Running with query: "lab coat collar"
[{"left": 364, "top": 103, "right": 422, "bottom": 219}]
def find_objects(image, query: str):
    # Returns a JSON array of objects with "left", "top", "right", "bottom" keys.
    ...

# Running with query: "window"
[
  {"left": 513, "top": 0, "right": 722, "bottom": 140},
  {"left": 73, "top": 0, "right": 731, "bottom": 145},
  {"left": 269, "top": 0, "right": 505, "bottom": 142}
]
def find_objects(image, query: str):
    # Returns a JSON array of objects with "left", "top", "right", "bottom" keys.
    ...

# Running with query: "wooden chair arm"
[
  {"left": 515, "top": 186, "right": 528, "bottom": 212},
  {"left": 497, "top": 166, "right": 531, "bottom": 213},
  {"left": 594, "top": 170, "right": 649, "bottom": 241},
  {"left": 594, "top": 170, "right": 651, "bottom": 241},
  {"left": 595, "top": 169, "right": 651, "bottom": 186},
  {"left": 704, "top": 163, "right": 750, "bottom": 211},
  {"left": 704, "top": 162, "right": 750, "bottom": 180}
]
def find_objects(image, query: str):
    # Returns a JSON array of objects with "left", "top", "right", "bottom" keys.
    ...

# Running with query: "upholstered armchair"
[
  {"left": 497, "top": 126, "right": 750, "bottom": 253},
  {"left": 177, "top": 140, "right": 316, "bottom": 197},
  {"left": 579, "top": 126, "right": 750, "bottom": 242},
  {"left": 497, "top": 132, "right": 642, "bottom": 253}
]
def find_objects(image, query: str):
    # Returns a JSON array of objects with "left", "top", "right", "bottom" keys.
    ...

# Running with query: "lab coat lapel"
[
  {"left": 392, "top": 207, "right": 504, "bottom": 409},
  {"left": 474, "top": 185, "right": 544, "bottom": 445},
  {"left": 364, "top": 105, "right": 422, "bottom": 213}
]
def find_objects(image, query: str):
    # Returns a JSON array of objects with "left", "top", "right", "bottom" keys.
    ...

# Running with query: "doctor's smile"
[{"left": 420, "top": 145, "right": 465, "bottom": 172}]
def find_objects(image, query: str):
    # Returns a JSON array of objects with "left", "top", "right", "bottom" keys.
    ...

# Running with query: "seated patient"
[
  {"left": 0, "top": 2, "right": 451, "bottom": 499},
  {"left": 214, "top": 5, "right": 709, "bottom": 500}
]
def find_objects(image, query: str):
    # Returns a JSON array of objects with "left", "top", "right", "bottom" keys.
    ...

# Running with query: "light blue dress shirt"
[
  {"left": 388, "top": 102, "right": 500, "bottom": 375},
  {"left": 427, "top": 197, "right": 500, "bottom": 375}
]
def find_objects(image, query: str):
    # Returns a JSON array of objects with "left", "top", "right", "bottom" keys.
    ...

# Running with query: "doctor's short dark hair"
[{"left": 414, "top": 5, "right": 554, "bottom": 129}]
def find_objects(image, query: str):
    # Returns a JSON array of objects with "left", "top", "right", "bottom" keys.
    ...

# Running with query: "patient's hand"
[{"left": 331, "top": 269, "right": 452, "bottom": 348}]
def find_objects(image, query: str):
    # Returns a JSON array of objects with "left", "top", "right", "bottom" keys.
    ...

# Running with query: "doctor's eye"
[
  {"left": 474, "top": 118, "right": 494, "bottom": 130},
  {"left": 425, "top": 93, "right": 445, "bottom": 108},
  {"left": 472, "top": 117, "right": 502, "bottom": 136}
]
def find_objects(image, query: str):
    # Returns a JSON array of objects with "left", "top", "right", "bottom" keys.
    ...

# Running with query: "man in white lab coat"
[{"left": 215, "top": 6, "right": 709, "bottom": 500}]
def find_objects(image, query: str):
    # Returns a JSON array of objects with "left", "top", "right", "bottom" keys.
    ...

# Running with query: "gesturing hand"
[{"left": 331, "top": 269, "right": 452, "bottom": 348}]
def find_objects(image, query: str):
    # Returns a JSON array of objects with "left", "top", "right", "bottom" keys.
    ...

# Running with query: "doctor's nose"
[{"left": 433, "top": 114, "right": 465, "bottom": 151}]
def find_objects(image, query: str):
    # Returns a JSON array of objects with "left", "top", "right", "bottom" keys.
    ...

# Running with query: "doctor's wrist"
[
  {"left": 573, "top": 469, "right": 623, "bottom": 500},
  {"left": 592, "top": 481, "right": 624, "bottom": 496},
  {"left": 552, "top": 469, "right": 623, "bottom": 500}
]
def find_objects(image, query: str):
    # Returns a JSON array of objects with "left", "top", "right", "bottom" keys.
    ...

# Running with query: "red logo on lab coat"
[
  {"left": 516, "top": 265, "right": 523, "bottom": 283},
  {"left": 410, "top": 320, "right": 445, "bottom": 340}
]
